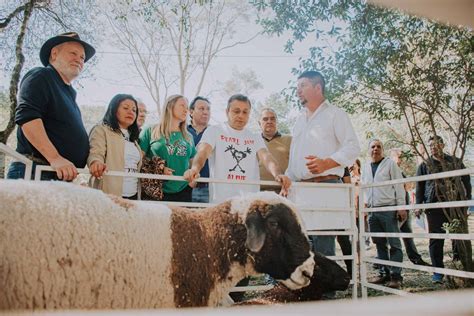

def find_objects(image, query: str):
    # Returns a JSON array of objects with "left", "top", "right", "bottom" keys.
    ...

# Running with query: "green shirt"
[{"left": 139, "top": 126, "right": 196, "bottom": 194}]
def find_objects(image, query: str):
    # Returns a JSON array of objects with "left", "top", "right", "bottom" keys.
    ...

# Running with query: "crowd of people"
[{"left": 6, "top": 32, "right": 472, "bottom": 290}]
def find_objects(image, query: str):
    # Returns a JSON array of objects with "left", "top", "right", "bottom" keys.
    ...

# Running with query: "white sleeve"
[
  {"left": 200, "top": 125, "right": 218, "bottom": 150},
  {"left": 330, "top": 109, "right": 361, "bottom": 167}
]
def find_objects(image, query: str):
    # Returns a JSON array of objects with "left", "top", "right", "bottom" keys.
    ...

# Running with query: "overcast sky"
[{"left": 74, "top": 28, "right": 314, "bottom": 125}]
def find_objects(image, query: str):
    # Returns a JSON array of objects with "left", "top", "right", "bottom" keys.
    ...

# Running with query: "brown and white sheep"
[
  {"left": 0, "top": 180, "right": 314, "bottom": 310},
  {"left": 236, "top": 251, "right": 350, "bottom": 305}
]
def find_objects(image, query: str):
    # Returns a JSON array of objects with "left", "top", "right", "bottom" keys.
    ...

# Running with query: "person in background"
[
  {"left": 187, "top": 96, "right": 211, "bottom": 203},
  {"left": 88, "top": 94, "right": 142, "bottom": 199},
  {"left": 362, "top": 139, "right": 406, "bottom": 289},
  {"left": 7, "top": 32, "right": 95, "bottom": 181},
  {"left": 140, "top": 95, "right": 196, "bottom": 202},
  {"left": 350, "top": 159, "right": 371, "bottom": 250},
  {"left": 390, "top": 148, "right": 430, "bottom": 266},
  {"left": 258, "top": 108, "right": 292, "bottom": 193},
  {"left": 183, "top": 94, "right": 291, "bottom": 301},
  {"left": 415, "top": 135, "right": 471, "bottom": 284},
  {"left": 137, "top": 100, "right": 148, "bottom": 130},
  {"left": 337, "top": 166, "right": 354, "bottom": 276}
]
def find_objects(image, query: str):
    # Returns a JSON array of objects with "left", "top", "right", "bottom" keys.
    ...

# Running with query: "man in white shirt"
[
  {"left": 184, "top": 94, "right": 291, "bottom": 203},
  {"left": 286, "top": 70, "right": 360, "bottom": 257},
  {"left": 361, "top": 139, "right": 407, "bottom": 289}
]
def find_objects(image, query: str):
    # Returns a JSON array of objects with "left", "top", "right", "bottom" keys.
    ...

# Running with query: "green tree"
[
  {"left": 0, "top": 0, "right": 98, "bottom": 177},
  {"left": 255, "top": 93, "right": 296, "bottom": 134},
  {"left": 254, "top": 1, "right": 473, "bottom": 274}
]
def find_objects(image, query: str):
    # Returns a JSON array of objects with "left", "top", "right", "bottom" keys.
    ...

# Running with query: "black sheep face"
[{"left": 245, "top": 201, "right": 315, "bottom": 290}]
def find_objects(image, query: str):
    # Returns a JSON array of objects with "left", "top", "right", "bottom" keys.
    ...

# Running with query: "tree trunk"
[{"left": 0, "top": 0, "right": 35, "bottom": 145}]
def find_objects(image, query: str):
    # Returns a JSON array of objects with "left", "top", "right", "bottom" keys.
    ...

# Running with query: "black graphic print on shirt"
[{"left": 225, "top": 145, "right": 252, "bottom": 173}]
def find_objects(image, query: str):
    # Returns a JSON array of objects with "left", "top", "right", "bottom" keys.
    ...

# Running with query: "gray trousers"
[{"left": 368, "top": 210, "right": 403, "bottom": 278}]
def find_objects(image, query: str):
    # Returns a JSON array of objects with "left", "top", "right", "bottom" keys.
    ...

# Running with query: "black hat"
[{"left": 39, "top": 32, "right": 95, "bottom": 66}]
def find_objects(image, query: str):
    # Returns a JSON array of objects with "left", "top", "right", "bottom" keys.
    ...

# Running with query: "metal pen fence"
[
  {"left": 5, "top": 143, "right": 473, "bottom": 300},
  {"left": 358, "top": 168, "right": 474, "bottom": 298},
  {"left": 32, "top": 164, "right": 359, "bottom": 299}
]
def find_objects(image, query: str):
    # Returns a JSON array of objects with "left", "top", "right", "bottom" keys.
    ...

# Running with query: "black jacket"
[{"left": 416, "top": 154, "right": 471, "bottom": 205}]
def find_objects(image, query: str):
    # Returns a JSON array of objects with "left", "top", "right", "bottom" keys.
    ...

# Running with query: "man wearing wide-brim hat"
[{"left": 7, "top": 32, "right": 95, "bottom": 181}]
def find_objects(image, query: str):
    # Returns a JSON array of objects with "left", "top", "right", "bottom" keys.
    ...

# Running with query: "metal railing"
[
  {"left": 358, "top": 167, "right": 474, "bottom": 298},
  {"left": 3, "top": 144, "right": 473, "bottom": 300},
  {"left": 0, "top": 143, "right": 33, "bottom": 180}
]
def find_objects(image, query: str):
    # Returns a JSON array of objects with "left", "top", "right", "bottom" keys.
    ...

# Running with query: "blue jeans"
[
  {"left": 7, "top": 161, "right": 57, "bottom": 181},
  {"left": 308, "top": 178, "right": 342, "bottom": 257},
  {"left": 399, "top": 212, "right": 423, "bottom": 263},
  {"left": 192, "top": 186, "right": 209, "bottom": 203},
  {"left": 368, "top": 210, "right": 403, "bottom": 279}
]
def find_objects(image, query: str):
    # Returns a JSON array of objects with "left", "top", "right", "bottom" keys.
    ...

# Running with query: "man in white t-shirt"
[{"left": 183, "top": 94, "right": 291, "bottom": 203}]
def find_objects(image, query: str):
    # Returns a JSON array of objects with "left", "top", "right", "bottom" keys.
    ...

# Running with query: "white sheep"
[{"left": 0, "top": 180, "right": 314, "bottom": 310}]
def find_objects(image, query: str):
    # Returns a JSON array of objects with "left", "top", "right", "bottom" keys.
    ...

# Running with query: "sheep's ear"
[{"left": 245, "top": 211, "right": 266, "bottom": 253}]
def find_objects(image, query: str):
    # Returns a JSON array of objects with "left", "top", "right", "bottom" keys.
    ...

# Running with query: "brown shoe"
[
  {"left": 386, "top": 279, "right": 402, "bottom": 289},
  {"left": 368, "top": 275, "right": 390, "bottom": 284}
]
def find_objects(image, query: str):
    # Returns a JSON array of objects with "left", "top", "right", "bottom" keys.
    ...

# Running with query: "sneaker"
[
  {"left": 368, "top": 275, "right": 390, "bottom": 284},
  {"left": 432, "top": 273, "right": 444, "bottom": 284},
  {"left": 386, "top": 279, "right": 402, "bottom": 289}
]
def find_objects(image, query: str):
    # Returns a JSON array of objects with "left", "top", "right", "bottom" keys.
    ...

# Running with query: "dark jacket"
[{"left": 416, "top": 154, "right": 471, "bottom": 205}]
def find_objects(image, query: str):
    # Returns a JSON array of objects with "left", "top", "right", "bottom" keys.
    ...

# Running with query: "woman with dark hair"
[{"left": 87, "top": 94, "right": 142, "bottom": 199}]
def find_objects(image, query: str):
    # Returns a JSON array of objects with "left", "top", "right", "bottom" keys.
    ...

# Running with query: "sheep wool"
[
  {"left": 0, "top": 180, "right": 174, "bottom": 309},
  {"left": 0, "top": 180, "right": 314, "bottom": 310}
]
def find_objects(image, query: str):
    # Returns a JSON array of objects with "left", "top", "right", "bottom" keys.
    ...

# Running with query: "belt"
[
  {"left": 196, "top": 182, "right": 209, "bottom": 188},
  {"left": 24, "top": 154, "right": 48, "bottom": 165},
  {"left": 302, "top": 175, "right": 341, "bottom": 183}
]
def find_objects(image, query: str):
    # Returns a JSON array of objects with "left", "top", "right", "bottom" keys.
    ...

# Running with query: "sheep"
[
  {"left": 0, "top": 180, "right": 314, "bottom": 310},
  {"left": 236, "top": 251, "right": 351, "bottom": 305}
]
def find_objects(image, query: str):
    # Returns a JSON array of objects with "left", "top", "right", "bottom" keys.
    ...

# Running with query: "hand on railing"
[
  {"left": 183, "top": 167, "right": 199, "bottom": 183},
  {"left": 275, "top": 174, "right": 291, "bottom": 197},
  {"left": 89, "top": 161, "right": 107, "bottom": 179},
  {"left": 49, "top": 156, "right": 78, "bottom": 181}
]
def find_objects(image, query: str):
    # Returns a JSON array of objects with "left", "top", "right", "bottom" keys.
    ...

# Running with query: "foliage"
[
  {"left": 253, "top": 0, "right": 473, "bottom": 272},
  {"left": 254, "top": 93, "right": 296, "bottom": 134},
  {"left": 0, "top": 0, "right": 100, "bottom": 145},
  {"left": 222, "top": 67, "right": 263, "bottom": 98},
  {"left": 253, "top": 1, "right": 472, "bottom": 157}
]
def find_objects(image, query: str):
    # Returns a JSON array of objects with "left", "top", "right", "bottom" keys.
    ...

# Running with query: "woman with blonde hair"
[{"left": 139, "top": 94, "right": 196, "bottom": 202}]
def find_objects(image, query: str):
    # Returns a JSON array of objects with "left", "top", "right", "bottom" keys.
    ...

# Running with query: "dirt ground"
[{"left": 336, "top": 213, "right": 474, "bottom": 299}]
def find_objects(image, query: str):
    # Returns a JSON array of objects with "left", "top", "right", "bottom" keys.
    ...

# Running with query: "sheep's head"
[{"left": 232, "top": 192, "right": 315, "bottom": 290}]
